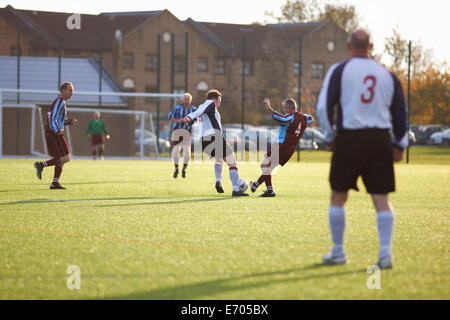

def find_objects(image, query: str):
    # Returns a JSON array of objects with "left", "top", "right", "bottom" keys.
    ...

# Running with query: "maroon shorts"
[
  {"left": 91, "top": 134, "right": 105, "bottom": 146},
  {"left": 266, "top": 143, "right": 296, "bottom": 166},
  {"left": 45, "top": 127, "right": 70, "bottom": 158}
]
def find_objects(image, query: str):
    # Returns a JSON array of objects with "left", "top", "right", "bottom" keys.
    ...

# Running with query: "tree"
[
  {"left": 318, "top": 2, "right": 359, "bottom": 33},
  {"left": 384, "top": 27, "right": 433, "bottom": 77},
  {"left": 265, "top": 0, "right": 360, "bottom": 32}
]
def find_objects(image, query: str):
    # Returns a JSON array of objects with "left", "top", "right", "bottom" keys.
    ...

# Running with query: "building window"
[
  {"left": 197, "top": 81, "right": 208, "bottom": 100},
  {"left": 145, "top": 54, "right": 157, "bottom": 71},
  {"left": 123, "top": 78, "right": 135, "bottom": 89},
  {"left": 173, "top": 89, "right": 185, "bottom": 105},
  {"left": 293, "top": 61, "right": 301, "bottom": 75},
  {"left": 174, "top": 56, "right": 185, "bottom": 73},
  {"left": 312, "top": 63, "right": 325, "bottom": 78},
  {"left": 123, "top": 52, "right": 134, "bottom": 69},
  {"left": 241, "top": 60, "right": 253, "bottom": 76},
  {"left": 197, "top": 57, "right": 208, "bottom": 72},
  {"left": 145, "top": 86, "right": 157, "bottom": 103},
  {"left": 32, "top": 49, "right": 47, "bottom": 57},
  {"left": 214, "top": 59, "right": 226, "bottom": 75}
]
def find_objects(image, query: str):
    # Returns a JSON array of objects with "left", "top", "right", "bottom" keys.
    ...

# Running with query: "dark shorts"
[
  {"left": 171, "top": 129, "right": 192, "bottom": 146},
  {"left": 266, "top": 143, "right": 296, "bottom": 167},
  {"left": 91, "top": 134, "right": 105, "bottom": 146},
  {"left": 330, "top": 129, "right": 395, "bottom": 194},
  {"left": 201, "top": 133, "right": 234, "bottom": 160},
  {"left": 45, "top": 127, "right": 70, "bottom": 158}
]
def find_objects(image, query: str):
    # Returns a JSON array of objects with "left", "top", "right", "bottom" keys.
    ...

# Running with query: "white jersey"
[
  {"left": 317, "top": 57, "right": 408, "bottom": 149},
  {"left": 187, "top": 99, "right": 222, "bottom": 137}
]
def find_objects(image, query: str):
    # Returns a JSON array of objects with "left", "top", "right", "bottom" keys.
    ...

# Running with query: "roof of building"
[
  {"left": 0, "top": 56, "right": 125, "bottom": 106},
  {"left": 0, "top": 5, "right": 162, "bottom": 51},
  {"left": 1, "top": 5, "right": 337, "bottom": 58}
]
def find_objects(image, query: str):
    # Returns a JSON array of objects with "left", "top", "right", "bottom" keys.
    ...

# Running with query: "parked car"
[
  {"left": 298, "top": 138, "right": 319, "bottom": 150},
  {"left": 135, "top": 129, "right": 171, "bottom": 153},
  {"left": 222, "top": 123, "right": 254, "bottom": 132},
  {"left": 302, "top": 128, "right": 326, "bottom": 150},
  {"left": 416, "top": 125, "right": 448, "bottom": 144},
  {"left": 429, "top": 128, "right": 450, "bottom": 145},
  {"left": 223, "top": 128, "right": 249, "bottom": 151},
  {"left": 244, "top": 127, "right": 279, "bottom": 151}
]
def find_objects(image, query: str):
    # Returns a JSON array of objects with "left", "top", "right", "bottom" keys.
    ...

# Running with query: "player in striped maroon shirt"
[
  {"left": 250, "top": 98, "right": 314, "bottom": 197},
  {"left": 34, "top": 82, "right": 77, "bottom": 189}
]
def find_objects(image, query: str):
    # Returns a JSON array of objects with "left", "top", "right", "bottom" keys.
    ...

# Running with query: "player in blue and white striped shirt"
[
  {"left": 34, "top": 82, "right": 77, "bottom": 189},
  {"left": 317, "top": 29, "right": 407, "bottom": 269},
  {"left": 168, "top": 93, "right": 197, "bottom": 178}
]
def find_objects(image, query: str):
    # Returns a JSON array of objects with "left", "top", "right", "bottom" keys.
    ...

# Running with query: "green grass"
[{"left": 0, "top": 148, "right": 449, "bottom": 299}]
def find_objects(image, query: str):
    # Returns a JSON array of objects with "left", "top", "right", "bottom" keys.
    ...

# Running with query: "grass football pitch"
[{"left": 0, "top": 147, "right": 449, "bottom": 299}]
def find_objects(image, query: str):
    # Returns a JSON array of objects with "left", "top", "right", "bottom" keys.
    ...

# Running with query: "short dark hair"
[
  {"left": 283, "top": 98, "right": 297, "bottom": 111},
  {"left": 206, "top": 89, "right": 222, "bottom": 100},
  {"left": 349, "top": 32, "right": 370, "bottom": 50},
  {"left": 59, "top": 82, "right": 73, "bottom": 92}
]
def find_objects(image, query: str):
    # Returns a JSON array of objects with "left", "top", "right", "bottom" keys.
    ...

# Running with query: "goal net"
[{"left": 0, "top": 89, "right": 184, "bottom": 159}]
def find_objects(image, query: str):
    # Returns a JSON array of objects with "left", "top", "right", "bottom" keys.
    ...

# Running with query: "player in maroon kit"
[
  {"left": 34, "top": 82, "right": 77, "bottom": 189},
  {"left": 250, "top": 98, "right": 314, "bottom": 197}
]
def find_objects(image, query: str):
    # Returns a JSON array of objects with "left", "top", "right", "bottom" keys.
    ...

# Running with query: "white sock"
[
  {"left": 229, "top": 168, "right": 240, "bottom": 192},
  {"left": 214, "top": 162, "right": 223, "bottom": 183},
  {"left": 172, "top": 145, "right": 180, "bottom": 164},
  {"left": 42, "top": 161, "right": 48, "bottom": 167},
  {"left": 377, "top": 210, "right": 394, "bottom": 258},
  {"left": 183, "top": 145, "right": 191, "bottom": 164},
  {"left": 329, "top": 206, "right": 346, "bottom": 254}
]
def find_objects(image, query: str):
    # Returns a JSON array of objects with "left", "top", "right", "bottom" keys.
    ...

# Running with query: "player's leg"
[
  {"left": 171, "top": 143, "right": 181, "bottom": 178},
  {"left": 34, "top": 130, "right": 59, "bottom": 179},
  {"left": 224, "top": 146, "right": 248, "bottom": 197},
  {"left": 91, "top": 143, "right": 97, "bottom": 160},
  {"left": 363, "top": 129, "right": 396, "bottom": 269},
  {"left": 322, "top": 190, "right": 348, "bottom": 264},
  {"left": 323, "top": 132, "right": 360, "bottom": 265},
  {"left": 99, "top": 142, "right": 105, "bottom": 160},
  {"left": 371, "top": 194, "right": 394, "bottom": 269},
  {"left": 251, "top": 155, "right": 270, "bottom": 193},
  {"left": 252, "top": 143, "right": 278, "bottom": 197},
  {"left": 50, "top": 135, "right": 70, "bottom": 189},
  {"left": 214, "top": 159, "right": 224, "bottom": 193},
  {"left": 181, "top": 133, "right": 192, "bottom": 178}
]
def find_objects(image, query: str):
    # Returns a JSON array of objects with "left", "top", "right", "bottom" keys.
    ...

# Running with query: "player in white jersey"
[
  {"left": 182, "top": 89, "right": 249, "bottom": 196},
  {"left": 317, "top": 29, "right": 407, "bottom": 269}
]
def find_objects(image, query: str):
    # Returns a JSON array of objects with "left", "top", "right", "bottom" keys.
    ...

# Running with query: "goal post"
[{"left": 0, "top": 88, "right": 184, "bottom": 159}]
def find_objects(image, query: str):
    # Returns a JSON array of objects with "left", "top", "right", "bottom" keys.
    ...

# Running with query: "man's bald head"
[{"left": 347, "top": 29, "right": 373, "bottom": 57}]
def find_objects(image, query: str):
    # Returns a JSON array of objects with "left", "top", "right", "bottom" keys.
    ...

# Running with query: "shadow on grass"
[
  {"left": 103, "top": 264, "right": 366, "bottom": 300},
  {"left": 0, "top": 196, "right": 228, "bottom": 207},
  {"left": 94, "top": 197, "right": 229, "bottom": 208}
]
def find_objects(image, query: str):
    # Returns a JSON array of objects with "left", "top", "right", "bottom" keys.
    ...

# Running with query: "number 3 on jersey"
[{"left": 361, "top": 75, "right": 376, "bottom": 103}]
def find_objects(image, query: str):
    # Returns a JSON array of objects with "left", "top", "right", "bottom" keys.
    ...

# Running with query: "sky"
[{"left": 2, "top": 0, "right": 449, "bottom": 64}]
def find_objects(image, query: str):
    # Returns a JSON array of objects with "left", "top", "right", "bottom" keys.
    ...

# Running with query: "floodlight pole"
[
  {"left": 171, "top": 32, "right": 175, "bottom": 107},
  {"left": 297, "top": 36, "right": 303, "bottom": 162},
  {"left": 0, "top": 91, "right": 2, "bottom": 157},
  {"left": 297, "top": 36, "right": 302, "bottom": 109},
  {"left": 17, "top": 30, "right": 21, "bottom": 104},
  {"left": 185, "top": 32, "right": 189, "bottom": 93},
  {"left": 241, "top": 34, "right": 246, "bottom": 161},
  {"left": 58, "top": 33, "right": 62, "bottom": 90},
  {"left": 98, "top": 32, "right": 103, "bottom": 107},
  {"left": 407, "top": 41, "right": 411, "bottom": 164},
  {"left": 156, "top": 34, "right": 161, "bottom": 153}
]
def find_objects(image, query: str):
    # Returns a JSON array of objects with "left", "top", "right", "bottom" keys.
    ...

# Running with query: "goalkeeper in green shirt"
[{"left": 86, "top": 112, "right": 110, "bottom": 160}]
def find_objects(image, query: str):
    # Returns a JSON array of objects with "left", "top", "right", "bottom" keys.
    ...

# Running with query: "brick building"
[{"left": 0, "top": 4, "right": 349, "bottom": 124}]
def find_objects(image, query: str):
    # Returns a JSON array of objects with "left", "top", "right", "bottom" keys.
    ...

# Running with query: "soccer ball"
[{"left": 239, "top": 178, "right": 248, "bottom": 192}]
